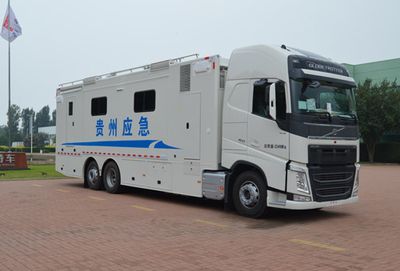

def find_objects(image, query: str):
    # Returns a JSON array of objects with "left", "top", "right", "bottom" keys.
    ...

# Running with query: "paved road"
[{"left": 0, "top": 165, "right": 399, "bottom": 270}]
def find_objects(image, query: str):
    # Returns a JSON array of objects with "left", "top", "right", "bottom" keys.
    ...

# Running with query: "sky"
[{"left": 0, "top": 0, "right": 399, "bottom": 125}]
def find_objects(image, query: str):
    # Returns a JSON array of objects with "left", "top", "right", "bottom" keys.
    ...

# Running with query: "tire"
[
  {"left": 312, "top": 208, "right": 323, "bottom": 211},
  {"left": 232, "top": 171, "right": 268, "bottom": 218},
  {"left": 103, "top": 161, "right": 122, "bottom": 194},
  {"left": 85, "top": 160, "right": 102, "bottom": 190}
]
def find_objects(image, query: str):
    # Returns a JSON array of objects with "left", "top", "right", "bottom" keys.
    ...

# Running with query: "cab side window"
[{"left": 252, "top": 80, "right": 270, "bottom": 118}]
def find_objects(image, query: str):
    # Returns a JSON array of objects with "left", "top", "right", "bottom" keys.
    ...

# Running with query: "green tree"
[
  {"left": 35, "top": 105, "right": 51, "bottom": 132},
  {"left": 0, "top": 125, "right": 7, "bottom": 146},
  {"left": 51, "top": 109, "right": 56, "bottom": 126},
  {"left": 7, "top": 104, "right": 22, "bottom": 143},
  {"left": 356, "top": 79, "right": 400, "bottom": 162},
  {"left": 21, "top": 108, "right": 35, "bottom": 138},
  {"left": 23, "top": 132, "right": 48, "bottom": 148}
]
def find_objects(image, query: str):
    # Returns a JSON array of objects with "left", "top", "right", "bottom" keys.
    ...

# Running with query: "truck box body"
[{"left": 57, "top": 56, "right": 227, "bottom": 197}]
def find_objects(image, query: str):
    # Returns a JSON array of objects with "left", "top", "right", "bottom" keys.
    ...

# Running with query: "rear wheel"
[
  {"left": 103, "top": 161, "right": 122, "bottom": 194},
  {"left": 232, "top": 171, "right": 267, "bottom": 218},
  {"left": 85, "top": 160, "right": 101, "bottom": 190}
]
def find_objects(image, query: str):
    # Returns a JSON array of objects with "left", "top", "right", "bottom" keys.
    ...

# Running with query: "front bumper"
[
  {"left": 266, "top": 161, "right": 360, "bottom": 210},
  {"left": 267, "top": 190, "right": 358, "bottom": 210}
]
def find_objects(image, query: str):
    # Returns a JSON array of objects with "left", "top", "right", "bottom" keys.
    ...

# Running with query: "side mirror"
[{"left": 269, "top": 83, "right": 276, "bottom": 120}]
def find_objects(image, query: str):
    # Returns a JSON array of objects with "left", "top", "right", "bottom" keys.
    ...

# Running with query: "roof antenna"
[{"left": 281, "top": 44, "right": 287, "bottom": 50}]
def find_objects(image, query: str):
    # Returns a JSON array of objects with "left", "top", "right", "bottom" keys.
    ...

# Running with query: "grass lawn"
[{"left": 0, "top": 164, "right": 66, "bottom": 181}]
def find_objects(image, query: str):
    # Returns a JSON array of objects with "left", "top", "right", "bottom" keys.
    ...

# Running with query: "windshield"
[{"left": 290, "top": 79, "right": 356, "bottom": 118}]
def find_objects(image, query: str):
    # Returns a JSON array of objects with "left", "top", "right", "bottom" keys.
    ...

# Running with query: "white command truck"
[{"left": 56, "top": 44, "right": 360, "bottom": 218}]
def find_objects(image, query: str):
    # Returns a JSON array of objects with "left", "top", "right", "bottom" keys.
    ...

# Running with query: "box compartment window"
[
  {"left": 91, "top": 97, "right": 107, "bottom": 116},
  {"left": 68, "top": 102, "right": 73, "bottom": 116},
  {"left": 134, "top": 90, "right": 156, "bottom": 112}
]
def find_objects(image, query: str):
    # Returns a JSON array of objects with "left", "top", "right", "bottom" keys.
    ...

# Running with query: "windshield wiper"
[
  {"left": 337, "top": 113, "right": 358, "bottom": 122},
  {"left": 310, "top": 111, "right": 332, "bottom": 122}
]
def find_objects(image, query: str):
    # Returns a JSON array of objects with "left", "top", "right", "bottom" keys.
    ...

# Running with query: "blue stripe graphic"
[
  {"left": 154, "top": 141, "right": 180, "bottom": 150},
  {"left": 62, "top": 140, "right": 179, "bottom": 149}
]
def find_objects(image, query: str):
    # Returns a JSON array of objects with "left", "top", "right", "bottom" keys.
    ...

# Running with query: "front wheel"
[
  {"left": 232, "top": 171, "right": 268, "bottom": 218},
  {"left": 103, "top": 161, "right": 122, "bottom": 194}
]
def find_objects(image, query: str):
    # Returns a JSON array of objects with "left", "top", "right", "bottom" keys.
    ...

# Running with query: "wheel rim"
[
  {"left": 239, "top": 181, "right": 260, "bottom": 209},
  {"left": 87, "top": 166, "right": 98, "bottom": 185},
  {"left": 106, "top": 168, "right": 117, "bottom": 188}
]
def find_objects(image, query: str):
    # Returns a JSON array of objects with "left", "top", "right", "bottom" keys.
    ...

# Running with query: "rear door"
[{"left": 65, "top": 96, "right": 78, "bottom": 142}]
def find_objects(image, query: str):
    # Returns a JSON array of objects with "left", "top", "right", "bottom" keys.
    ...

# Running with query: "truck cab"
[{"left": 222, "top": 45, "right": 359, "bottom": 217}]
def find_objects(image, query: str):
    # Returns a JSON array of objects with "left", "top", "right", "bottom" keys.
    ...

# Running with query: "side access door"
[{"left": 179, "top": 92, "right": 201, "bottom": 160}]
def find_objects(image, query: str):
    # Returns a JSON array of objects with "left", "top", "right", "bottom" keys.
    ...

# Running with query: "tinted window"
[
  {"left": 134, "top": 90, "right": 155, "bottom": 112},
  {"left": 252, "top": 80, "right": 270, "bottom": 118},
  {"left": 91, "top": 97, "right": 107, "bottom": 116},
  {"left": 68, "top": 102, "right": 73, "bottom": 116}
]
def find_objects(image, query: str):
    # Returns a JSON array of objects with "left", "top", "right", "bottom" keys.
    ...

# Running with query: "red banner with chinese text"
[{"left": 0, "top": 152, "right": 28, "bottom": 170}]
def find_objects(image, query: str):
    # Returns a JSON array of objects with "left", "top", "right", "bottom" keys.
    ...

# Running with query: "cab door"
[{"left": 247, "top": 80, "right": 289, "bottom": 191}]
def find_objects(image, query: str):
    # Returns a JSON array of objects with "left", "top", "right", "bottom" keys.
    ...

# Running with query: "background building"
[{"left": 344, "top": 58, "right": 400, "bottom": 85}]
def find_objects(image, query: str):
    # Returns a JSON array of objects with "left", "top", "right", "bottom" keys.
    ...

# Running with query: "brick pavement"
[{"left": 0, "top": 164, "right": 399, "bottom": 270}]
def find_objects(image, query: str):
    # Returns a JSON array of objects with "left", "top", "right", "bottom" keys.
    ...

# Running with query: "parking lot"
[{"left": 0, "top": 164, "right": 399, "bottom": 271}]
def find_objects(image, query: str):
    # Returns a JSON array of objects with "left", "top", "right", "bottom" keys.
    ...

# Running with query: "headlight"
[
  {"left": 289, "top": 165, "right": 310, "bottom": 194},
  {"left": 295, "top": 171, "right": 309, "bottom": 194}
]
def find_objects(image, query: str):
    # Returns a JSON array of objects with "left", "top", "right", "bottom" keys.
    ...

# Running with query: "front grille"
[
  {"left": 309, "top": 165, "right": 355, "bottom": 202},
  {"left": 317, "top": 187, "right": 349, "bottom": 197},
  {"left": 313, "top": 172, "right": 353, "bottom": 183},
  {"left": 309, "top": 145, "right": 356, "bottom": 165}
]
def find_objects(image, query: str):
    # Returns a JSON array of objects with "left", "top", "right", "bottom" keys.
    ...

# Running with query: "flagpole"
[{"left": 7, "top": 0, "right": 11, "bottom": 151}]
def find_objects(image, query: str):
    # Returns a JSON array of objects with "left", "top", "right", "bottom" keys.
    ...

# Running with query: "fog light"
[{"left": 293, "top": 194, "right": 311, "bottom": 202}]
